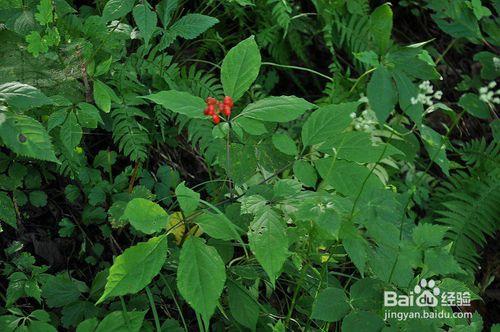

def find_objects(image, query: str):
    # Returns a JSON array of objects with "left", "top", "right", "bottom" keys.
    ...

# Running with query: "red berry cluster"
[{"left": 204, "top": 96, "right": 233, "bottom": 124}]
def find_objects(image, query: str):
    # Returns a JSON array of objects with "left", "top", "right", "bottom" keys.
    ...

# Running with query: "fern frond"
[
  {"left": 175, "top": 66, "right": 224, "bottom": 99},
  {"left": 112, "top": 107, "right": 150, "bottom": 162},
  {"left": 267, "top": 0, "right": 292, "bottom": 34}
]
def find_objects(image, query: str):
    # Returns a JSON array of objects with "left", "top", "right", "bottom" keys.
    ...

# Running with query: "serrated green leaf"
[
  {"left": 97, "top": 235, "right": 168, "bottom": 303},
  {"left": 293, "top": 160, "right": 317, "bottom": 187},
  {"left": 60, "top": 112, "right": 82, "bottom": 150},
  {"left": 194, "top": 212, "right": 242, "bottom": 241},
  {"left": 221, "top": 36, "right": 261, "bottom": 101},
  {"left": 175, "top": 181, "right": 200, "bottom": 214},
  {"left": 370, "top": 3, "right": 393, "bottom": 54},
  {"left": 168, "top": 13, "right": 218, "bottom": 40},
  {"left": 177, "top": 237, "right": 226, "bottom": 324},
  {"left": 29, "top": 190, "right": 47, "bottom": 207},
  {"left": 133, "top": 3, "right": 157, "bottom": 45},
  {"left": 272, "top": 133, "right": 297, "bottom": 156},
  {"left": 228, "top": 281, "right": 259, "bottom": 330},
  {"left": 102, "top": 0, "right": 136, "bottom": 22},
  {"left": 122, "top": 198, "right": 168, "bottom": 234},
  {"left": 301, "top": 102, "right": 357, "bottom": 147},
  {"left": 41, "top": 274, "right": 81, "bottom": 308},
  {"left": 93, "top": 80, "right": 111, "bottom": 113},
  {"left": 0, "top": 192, "right": 17, "bottom": 229},
  {"left": 0, "top": 113, "right": 58, "bottom": 162},
  {"left": 238, "top": 96, "right": 314, "bottom": 122},
  {"left": 76, "top": 102, "right": 103, "bottom": 129},
  {"left": 311, "top": 287, "right": 350, "bottom": 322},
  {"left": 144, "top": 90, "right": 205, "bottom": 119},
  {"left": 367, "top": 66, "right": 398, "bottom": 122},
  {"left": 248, "top": 209, "right": 288, "bottom": 286},
  {"left": 342, "top": 311, "right": 385, "bottom": 332},
  {"left": 95, "top": 310, "right": 146, "bottom": 332},
  {"left": 0, "top": 82, "right": 52, "bottom": 110}
]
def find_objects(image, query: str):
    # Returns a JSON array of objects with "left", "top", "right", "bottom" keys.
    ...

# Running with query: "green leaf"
[
  {"left": 97, "top": 235, "right": 168, "bottom": 303},
  {"left": 0, "top": 192, "right": 17, "bottom": 229},
  {"left": 349, "top": 278, "right": 385, "bottom": 311},
  {"left": 248, "top": 209, "right": 288, "bottom": 286},
  {"left": 60, "top": 112, "right": 82, "bottom": 150},
  {"left": 293, "top": 160, "right": 317, "bottom": 187},
  {"left": 102, "top": 0, "right": 136, "bottom": 22},
  {"left": 238, "top": 96, "right": 314, "bottom": 122},
  {"left": 194, "top": 212, "right": 242, "bottom": 241},
  {"left": 94, "top": 57, "right": 113, "bottom": 77},
  {"left": 0, "top": 113, "right": 58, "bottom": 162},
  {"left": 41, "top": 274, "right": 81, "bottom": 308},
  {"left": 228, "top": 281, "right": 259, "bottom": 330},
  {"left": 315, "top": 158, "right": 383, "bottom": 198},
  {"left": 25, "top": 31, "right": 48, "bottom": 57},
  {"left": 76, "top": 318, "right": 98, "bottom": 332},
  {"left": 177, "top": 237, "right": 226, "bottom": 323},
  {"left": 233, "top": 117, "right": 267, "bottom": 135},
  {"left": 272, "top": 133, "right": 297, "bottom": 156},
  {"left": 175, "top": 182, "right": 200, "bottom": 214},
  {"left": 310, "top": 287, "right": 350, "bottom": 322},
  {"left": 0, "top": 82, "right": 52, "bottom": 110},
  {"left": 459, "top": 93, "right": 490, "bottom": 119},
  {"left": 168, "top": 14, "right": 218, "bottom": 40},
  {"left": 370, "top": 3, "right": 393, "bottom": 54},
  {"left": 95, "top": 311, "right": 146, "bottom": 332},
  {"left": 122, "top": 198, "right": 168, "bottom": 234},
  {"left": 156, "top": 0, "right": 178, "bottom": 27},
  {"left": 93, "top": 80, "right": 111, "bottom": 113},
  {"left": 144, "top": 90, "right": 205, "bottom": 119},
  {"left": 133, "top": 3, "right": 157, "bottom": 45},
  {"left": 423, "top": 247, "right": 465, "bottom": 277},
  {"left": 412, "top": 224, "right": 448, "bottom": 248},
  {"left": 367, "top": 66, "right": 398, "bottom": 122},
  {"left": 76, "top": 102, "right": 103, "bottom": 129},
  {"left": 221, "top": 36, "right": 261, "bottom": 101},
  {"left": 29, "top": 190, "right": 47, "bottom": 207},
  {"left": 35, "top": 0, "right": 54, "bottom": 24},
  {"left": 420, "top": 125, "right": 450, "bottom": 176},
  {"left": 341, "top": 311, "right": 385, "bottom": 332},
  {"left": 301, "top": 102, "right": 357, "bottom": 147},
  {"left": 393, "top": 70, "right": 423, "bottom": 125},
  {"left": 320, "top": 131, "right": 402, "bottom": 163}
]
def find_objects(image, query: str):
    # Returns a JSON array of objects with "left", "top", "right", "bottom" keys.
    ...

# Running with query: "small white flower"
[
  {"left": 354, "top": 123, "right": 361, "bottom": 130},
  {"left": 411, "top": 97, "right": 418, "bottom": 105},
  {"left": 480, "top": 94, "right": 489, "bottom": 102},
  {"left": 479, "top": 87, "right": 488, "bottom": 94},
  {"left": 434, "top": 91, "right": 443, "bottom": 100},
  {"left": 350, "top": 112, "right": 357, "bottom": 119},
  {"left": 488, "top": 81, "right": 497, "bottom": 89},
  {"left": 493, "top": 97, "right": 500, "bottom": 104}
]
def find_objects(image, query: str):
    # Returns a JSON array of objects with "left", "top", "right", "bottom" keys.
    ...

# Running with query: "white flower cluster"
[
  {"left": 411, "top": 81, "right": 443, "bottom": 106},
  {"left": 350, "top": 109, "right": 378, "bottom": 132},
  {"left": 479, "top": 81, "right": 500, "bottom": 104}
]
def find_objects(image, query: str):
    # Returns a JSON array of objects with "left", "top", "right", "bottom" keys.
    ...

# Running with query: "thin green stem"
[
  {"left": 261, "top": 62, "right": 333, "bottom": 82},
  {"left": 160, "top": 274, "right": 188, "bottom": 331},
  {"left": 120, "top": 297, "right": 131, "bottom": 330},
  {"left": 145, "top": 286, "right": 161, "bottom": 332}
]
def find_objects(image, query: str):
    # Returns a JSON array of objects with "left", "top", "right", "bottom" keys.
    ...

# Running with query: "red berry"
[
  {"left": 206, "top": 97, "right": 217, "bottom": 105},
  {"left": 223, "top": 96, "right": 233, "bottom": 107},
  {"left": 203, "top": 107, "right": 210, "bottom": 115},
  {"left": 217, "top": 102, "right": 224, "bottom": 112},
  {"left": 204, "top": 105, "right": 215, "bottom": 115},
  {"left": 212, "top": 114, "right": 220, "bottom": 124},
  {"left": 223, "top": 105, "right": 231, "bottom": 117}
]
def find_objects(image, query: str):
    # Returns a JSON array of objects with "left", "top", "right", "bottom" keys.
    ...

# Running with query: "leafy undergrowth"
[{"left": 0, "top": 0, "right": 499, "bottom": 331}]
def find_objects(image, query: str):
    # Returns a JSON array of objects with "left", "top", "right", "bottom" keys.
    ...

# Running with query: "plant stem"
[
  {"left": 120, "top": 297, "right": 131, "bottom": 330},
  {"left": 262, "top": 62, "right": 333, "bottom": 82}
]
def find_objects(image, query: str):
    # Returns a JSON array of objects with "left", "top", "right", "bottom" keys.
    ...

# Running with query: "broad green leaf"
[
  {"left": 194, "top": 212, "right": 242, "bottom": 241},
  {"left": 370, "top": 243, "right": 420, "bottom": 287},
  {"left": 340, "top": 221, "right": 370, "bottom": 275},
  {"left": 459, "top": 93, "right": 490, "bottom": 119},
  {"left": 29, "top": 190, "right": 47, "bottom": 207},
  {"left": 349, "top": 278, "right": 385, "bottom": 311},
  {"left": 233, "top": 117, "right": 267, "bottom": 135},
  {"left": 175, "top": 182, "right": 200, "bottom": 214},
  {"left": 76, "top": 318, "right": 98, "bottom": 332},
  {"left": 367, "top": 66, "right": 398, "bottom": 122},
  {"left": 41, "top": 274, "right": 81, "bottom": 308},
  {"left": 412, "top": 224, "right": 448, "bottom": 248},
  {"left": 238, "top": 96, "right": 314, "bottom": 122},
  {"left": 320, "top": 131, "right": 402, "bottom": 163},
  {"left": 221, "top": 36, "right": 261, "bottom": 101},
  {"left": 169, "top": 14, "right": 218, "bottom": 40},
  {"left": 102, "top": 0, "right": 136, "bottom": 22},
  {"left": 0, "top": 82, "right": 51, "bottom": 110},
  {"left": 0, "top": 192, "right": 17, "bottom": 229},
  {"left": 341, "top": 311, "right": 385, "bottom": 332},
  {"left": 35, "top": 0, "right": 54, "bottom": 25},
  {"left": 423, "top": 247, "right": 465, "bottom": 277},
  {"left": 156, "top": 0, "right": 178, "bottom": 27},
  {"left": 25, "top": 31, "right": 48, "bottom": 57},
  {"left": 393, "top": 70, "right": 423, "bottom": 125},
  {"left": 76, "top": 102, "right": 103, "bottom": 129},
  {"left": 177, "top": 237, "right": 226, "bottom": 323},
  {"left": 311, "top": 287, "right": 350, "bottom": 322},
  {"left": 0, "top": 113, "right": 58, "bottom": 162},
  {"left": 94, "top": 57, "right": 113, "bottom": 77},
  {"left": 248, "top": 209, "right": 288, "bottom": 286},
  {"left": 315, "top": 158, "right": 383, "bottom": 198},
  {"left": 95, "top": 310, "right": 146, "bottom": 332},
  {"left": 97, "top": 235, "right": 168, "bottom": 303},
  {"left": 228, "top": 281, "right": 259, "bottom": 330},
  {"left": 122, "top": 198, "right": 168, "bottom": 234},
  {"left": 272, "top": 133, "right": 297, "bottom": 156},
  {"left": 301, "top": 102, "right": 357, "bottom": 147},
  {"left": 93, "top": 80, "right": 111, "bottom": 113},
  {"left": 293, "top": 160, "right": 317, "bottom": 187},
  {"left": 370, "top": 3, "right": 393, "bottom": 54},
  {"left": 60, "top": 112, "right": 82, "bottom": 150},
  {"left": 420, "top": 125, "right": 450, "bottom": 176},
  {"left": 133, "top": 3, "right": 157, "bottom": 45},
  {"left": 143, "top": 90, "right": 205, "bottom": 119}
]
